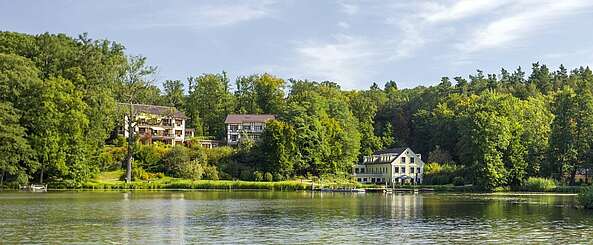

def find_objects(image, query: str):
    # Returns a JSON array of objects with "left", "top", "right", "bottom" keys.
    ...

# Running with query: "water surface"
[{"left": 0, "top": 191, "right": 592, "bottom": 244}]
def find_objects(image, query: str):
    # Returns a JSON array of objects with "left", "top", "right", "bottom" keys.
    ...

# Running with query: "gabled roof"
[
  {"left": 225, "top": 114, "right": 275, "bottom": 124},
  {"left": 372, "top": 147, "right": 409, "bottom": 156},
  {"left": 118, "top": 103, "right": 188, "bottom": 119}
]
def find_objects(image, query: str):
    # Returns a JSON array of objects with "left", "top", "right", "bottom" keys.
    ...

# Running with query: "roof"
[
  {"left": 118, "top": 103, "right": 188, "bottom": 119},
  {"left": 225, "top": 114, "right": 275, "bottom": 124},
  {"left": 372, "top": 147, "right": 409, "bottom": 156}
]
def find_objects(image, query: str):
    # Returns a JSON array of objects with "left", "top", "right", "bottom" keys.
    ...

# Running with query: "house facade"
[
  {"left": 224, "top": 114, "right": 275, "bottom": 145},
  {"left": 120, "top": 103, "right": 190, "bottom": 146},
  {"left": 353, "top": 147, "right": 425, "bottom": 185}
]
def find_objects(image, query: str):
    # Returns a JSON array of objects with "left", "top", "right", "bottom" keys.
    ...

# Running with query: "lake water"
[{"left": 0, "top": 191, "right": 592, "bottom": 244}]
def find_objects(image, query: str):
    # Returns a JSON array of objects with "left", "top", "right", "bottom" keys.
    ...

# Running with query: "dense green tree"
[
  {"left": 186, "top": 72, "right": 235, "bottom": 138},
  {"left": 0, "top": 102, "right": 33, "bottom": 186},
  {"left": 163, "top": 79, "right": 185, "bottom": 109}
]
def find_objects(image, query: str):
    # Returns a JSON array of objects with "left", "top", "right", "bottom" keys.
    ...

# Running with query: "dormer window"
[{"left": 401, "top": 157, "right": 406, "bottom": 163}]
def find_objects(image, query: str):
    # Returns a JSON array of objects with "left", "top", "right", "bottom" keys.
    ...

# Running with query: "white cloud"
[
  {"left": 461, "top": 0, "right": 593, "bottom": 52},
  {"left": 338, "top": 1, "right": 359, "bottom": 15},
  {"left": 290, "top": 34, "right": 384, "bottom": 89},
  {"left": 423, "top": 0, "right": 511, "bottom": 23},
  {"left": 134, "top": 1, "right": 275, "bottom": 29},
  {"left": 338, "top": 21, "right": 350, "bottom": 29}
]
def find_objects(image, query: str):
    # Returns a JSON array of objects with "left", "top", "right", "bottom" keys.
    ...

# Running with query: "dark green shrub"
[
  {"left": 253, "top": 171, "right": 263, "bottom": 181},
  {"left": 523, "top": 177, "right": 556, "bottom": 192},
  {"left": 162, "top": 145, "right": 191, "bottom": 175},
  {"left": 273, "top": 173, "right": 285, "bottom": 181},
  {"left": 264, "top": 172, "right": 273, "bottom": 182},
  {"left": 203, "top": 165, "right": 219, "bottom": 180},
  {"left": 578, "top": 186, "right": 593, "bottom": 209},
  {"left": 453, "top": 176, "right": 464, "bottom": 186},
  {"left": 240, "top": 169, "right": 253, "bottom": 181}
]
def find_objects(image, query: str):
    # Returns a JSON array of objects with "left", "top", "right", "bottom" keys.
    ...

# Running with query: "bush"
[
  {"left": 98, "top": 146, "right": 127, "bottom": 171},
  {"left": 162, "top": 146, "right": 191, "bottom": 175},
  {"left": 452, "top": 176, "right": 464, "bottom": 186},
  {"left": 578, "top": 186, "right": 593, "bottom": 209},
  {"left": 523, "top": 177, "right": 557, "bottom": 192},
  {"left": 203, "top": 165, "right": 219, "bottom": 180},
  {"left": 174, "top": 160, "right": 204, "bottom": 180},
  {"left": 253, "top": 171, "right": 263, "bottom": 181},
  {"left": 240, "top": 169, "right": 253, "bottom": 181},
  {"left": 273, "top": 173, "right": 285, "bottom": 181},
  {"left": 264, "top": 172, "right": 273, "bottom": 182}
]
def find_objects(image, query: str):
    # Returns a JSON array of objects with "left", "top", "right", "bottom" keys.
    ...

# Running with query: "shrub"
[
  {"left": 253, "top": 171, "right": 263, "bottom": 181},
  {"left": 273, "top": 173, "right": 285, "bottom": 181},
  {"left": 523, "top": 177, "right": 557, "bottom": 192},
  {"left": 174, "top": 160, "right": 204, "bottom": 180},
  {"left": 578, "top": 186, "right": 593, "bottom": 209},
  {"left": 203, "top": 165, "right": 219, "bottom": 180},
  {"left": 240, "top": 170, "right": 253, "bottom": 181},
  {"left": 162, "top": 146, "right": 191, "bottom": 175},
  {"left": 453, "top": 176, "right": 464, "bottom": 186},
  {"left": 98, "top": 146, "right": 127, "bottom": 171},
  {"left": 264, "top": 172, "right": 273, "bottom": 182}
]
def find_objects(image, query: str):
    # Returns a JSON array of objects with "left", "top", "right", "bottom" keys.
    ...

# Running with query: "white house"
[
  {"left": 120, "top": 103, "right": 189, "bottom": 146},
  {"left": 224, "top": 114, "right": 275, "bottom": 145},
  {"left": 353, "top": 147, "right": 424, "bottom": 185}
]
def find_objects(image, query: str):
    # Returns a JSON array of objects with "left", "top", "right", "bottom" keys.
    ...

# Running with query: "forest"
[{"left": 1, "top": 31, "right": 593, "bottom": 190}]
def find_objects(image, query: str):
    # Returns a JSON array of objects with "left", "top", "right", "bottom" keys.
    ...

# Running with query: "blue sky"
[{"left": 1, "top": 0, "right": 593, "bottom": 89}]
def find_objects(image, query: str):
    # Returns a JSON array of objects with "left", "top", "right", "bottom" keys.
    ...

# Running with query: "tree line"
[{"left": 1, "top": 31, "right": 592, "bottom": 190}]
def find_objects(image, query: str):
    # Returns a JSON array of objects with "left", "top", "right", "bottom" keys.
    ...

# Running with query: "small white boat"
[{"left": 21, "top": 184, "right": 47, "bottom": 192}]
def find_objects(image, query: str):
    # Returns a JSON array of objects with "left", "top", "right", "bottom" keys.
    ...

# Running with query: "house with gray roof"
[
  {"left": 353, "top": 147, "right": 425, "bottom": 185},
  {"left": 119, "top": 103, "right": 191, "bottom": 146},
  {"left": 225, "top": 114, "right": 275, "bottom": 145}
]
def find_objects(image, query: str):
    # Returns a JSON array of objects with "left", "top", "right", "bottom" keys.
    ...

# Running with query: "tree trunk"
[
  {"left": 570, "top": 168, "right": 577, "bottom": 186},
  {"left": 40, "top": 168, "right": 44, "bottom": 184},
  {"left": 125, "top": 103, "right": 134, "bottom": 183},
  {"left": 1, "top": 168, "right": 5, "bottom": 191}
]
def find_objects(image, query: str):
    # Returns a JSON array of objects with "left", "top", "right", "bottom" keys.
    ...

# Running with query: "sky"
[{"left": 1, "top": 0, "right": 593, "bottom": 89}]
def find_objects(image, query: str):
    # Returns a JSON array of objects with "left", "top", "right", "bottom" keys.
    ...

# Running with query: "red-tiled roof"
[{"left": 224, "top": 114, "right": 275, "bottom": 124}]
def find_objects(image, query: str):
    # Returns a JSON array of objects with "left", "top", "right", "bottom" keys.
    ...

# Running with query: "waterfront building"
[
  {"left": 224, "top": 114, "right": 275, "bottom": 145},
  {"left": 120, "top": 103, "right": 190, "bottom": 146},
  {"left": 353, "top": 147, "right": 424, "bottom": 185}
]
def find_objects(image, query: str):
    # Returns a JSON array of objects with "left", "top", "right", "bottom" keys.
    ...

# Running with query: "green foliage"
[
  {"left": 264, "top": 172, "right": 273, "bottom": 182},
  {"left": 186, "top": 72, "right": 235, "bottom": 138},
  {"left": 98, "top": 146, "right": 126, "bottom": 171},
  {"left": 452, "top": 177, "right": 465, "bottom": 186},
  {"left": 253, "top": 171, "right": 263, "bottom": 181},
  {"left": 578, "top": 186, "right": 593, "bottom": 209},
  {"left": 522, "top": 177, "right": 557, "bottom": 192},
  {"left": 423, "top": 162, "right": 464, "bottom": 185}
]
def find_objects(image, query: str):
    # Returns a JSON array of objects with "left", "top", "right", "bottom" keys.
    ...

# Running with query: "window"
[
  {"left": 254, "top": 125, "right": 263, "bottom": 131},
  {"left": 411, "top": 168, "right": 415, "bottom": 173},
  {"left": 175, "top": 130, "right": 183, "bottom": 136},
  {"left": 402, "top": 167, "right": 406, "bottom": 173},
  {"left": 360, "top": 168, "right": 365, "bottom": 174},
  {"left": 243, "top": 125, "right": 251, "bottom": 131},
  {"left": 230, "top": 135, "right": 238, "bottom": 141},
  {"left": 395, "top": 167, "right": 399, "bottom": 173},
  {"left": 417, "top": 167, "right": 421, "bottom": 174},
  {"left": 363, "top": 178, "right": 367, "bottom": 182},
  {"left": 175, "top": 120, "right": 182, "bottom": 126},
  {"left": 357, "top": 178, "right": 362, "bottom": 182},
  {"left": 355, "top": 168, "right": 360, "bottom": 174},
  {"left": 371, "top": 178, "right": 375, "bottom": 182},
  {"left": 230, "top": 125, "right": 239, "bottom": 131},
  {"left": 411, "top": 157, "right": 415, "bottom": 163},
  {"left": 401, "top": 157, "right": 406, "bottom": 163}
]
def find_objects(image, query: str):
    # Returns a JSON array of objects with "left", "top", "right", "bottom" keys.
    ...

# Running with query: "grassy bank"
[{"left": 46, "top": 171, "right": 363, "bottom": 191}]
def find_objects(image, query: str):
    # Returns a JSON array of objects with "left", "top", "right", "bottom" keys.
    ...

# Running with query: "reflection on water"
[{"left": 0, "top": 191, "right": 592, "bottom": 244}]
